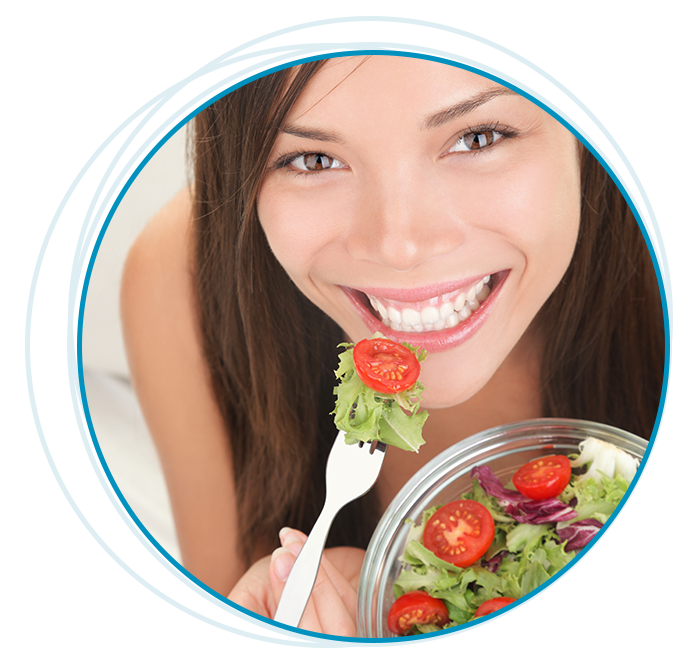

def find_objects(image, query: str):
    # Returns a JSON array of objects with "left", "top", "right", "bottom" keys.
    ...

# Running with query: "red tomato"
[
  {"left": 540, "top": 609, "right": 603, "bottom": 644},
  {"left": 512, "top": 454, "right": 572, "bottom": 500},
  {"left": 423, "top": 500, "right": 495, "bottom": 568},
  {"left": 352, "top": 338, "right": 421, "bottom": 393},
  {"left": 387, "top": 591, "right": 449, "bottom": 635},
  {"left": 474, "top": 597, "right": 537, "bottom": 644},
  {"left": 625, "top": 525, "right": 664, "bottom": 595}
]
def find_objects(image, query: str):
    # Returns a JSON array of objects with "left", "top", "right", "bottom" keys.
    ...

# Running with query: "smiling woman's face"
[{"left": 257, "top": 56, "right": 580, "bottom": 408}]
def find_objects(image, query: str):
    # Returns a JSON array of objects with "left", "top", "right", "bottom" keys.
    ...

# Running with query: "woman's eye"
[
  {"left": 448, "top": 129, "right": 503, "bottom": 153},
  {"left": 289, "top": 153, "right": 345, "bottom": 172}
]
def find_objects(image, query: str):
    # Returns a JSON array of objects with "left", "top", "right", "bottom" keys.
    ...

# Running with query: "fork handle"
[{"left": 273, "top": 502, "right": 339, "bottom": 627}]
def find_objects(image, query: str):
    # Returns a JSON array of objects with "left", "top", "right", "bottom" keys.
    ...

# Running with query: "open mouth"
[{"left": 342, "top": 271, "right": 508, "bottom": 350}]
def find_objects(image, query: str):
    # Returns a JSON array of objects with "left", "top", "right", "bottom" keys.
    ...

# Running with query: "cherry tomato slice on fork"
[{"left": 352, "top": 338, "right": 420, "bottom": 393}]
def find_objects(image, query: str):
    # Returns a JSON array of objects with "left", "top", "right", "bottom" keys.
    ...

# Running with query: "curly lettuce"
[
  {"left": 390, "top": 437, "right": 638, "bottom": 634},
  {"left": 332, "top": 333, "right": 428, "bottom": 453}
]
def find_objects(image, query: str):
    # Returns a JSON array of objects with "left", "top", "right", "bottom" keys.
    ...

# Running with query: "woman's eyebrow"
[
  {"left": 422, "top": 86, "right": 519, "bottom": 129},
  {"left": 281, "top": 123, "right": 345, "bottom": 143},
  {"left": 280, "top": 86, "right": 518, "bottom": 141}
]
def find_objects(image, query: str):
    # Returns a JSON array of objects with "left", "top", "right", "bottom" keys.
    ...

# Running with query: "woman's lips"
[
  {"left": 342, "top": 270, "right": 509, "bottom": 353},
  {"left": 352, "top": 274, "right": 493, "bottom": 303}
]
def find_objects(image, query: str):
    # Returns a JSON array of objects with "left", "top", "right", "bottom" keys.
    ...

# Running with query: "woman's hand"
[{"left": 228, "top": 528, "right": 365, "bottom": 636}]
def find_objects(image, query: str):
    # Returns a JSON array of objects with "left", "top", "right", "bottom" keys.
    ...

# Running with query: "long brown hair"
[{"left": 192, "top": 58, "right": 665, "bottom": 566}]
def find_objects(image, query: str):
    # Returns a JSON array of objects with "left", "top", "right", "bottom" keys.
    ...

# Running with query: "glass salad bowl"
[{"left": 356, "top": 418, "right": 647, "bottom": 638}]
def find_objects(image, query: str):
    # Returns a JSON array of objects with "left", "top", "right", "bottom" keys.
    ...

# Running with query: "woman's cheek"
[
  {"left": 496, "top": 156, "right": 579, "bottom": 270},
  {"left": 258, "top": 191, "right": 322, "bottom": 277}
]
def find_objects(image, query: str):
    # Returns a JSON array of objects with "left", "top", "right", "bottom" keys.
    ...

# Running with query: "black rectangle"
[{"left": 24, "top": 16, "right": 68, "bottom": 42}]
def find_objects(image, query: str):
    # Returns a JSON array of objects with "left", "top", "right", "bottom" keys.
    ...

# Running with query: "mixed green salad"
[
  {"left": 333, "top": 334, "right": 428, "bottom": 453},
  {"left": 387, "top": 437, "right": 640, "bottom": 635}
]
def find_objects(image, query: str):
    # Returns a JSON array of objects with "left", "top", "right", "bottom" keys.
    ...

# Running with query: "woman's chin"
[{"left": 418, "top": 376, "right": 487, "bottom": 410}]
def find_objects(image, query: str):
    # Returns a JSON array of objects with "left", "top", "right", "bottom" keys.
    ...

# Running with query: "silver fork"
[{"left": 274, "top": 430, "right": 387, "bottom": 627}]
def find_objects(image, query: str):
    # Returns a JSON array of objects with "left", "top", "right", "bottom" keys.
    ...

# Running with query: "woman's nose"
[{"left": 345, "top": 169, "right": 465, "bottom": 272}]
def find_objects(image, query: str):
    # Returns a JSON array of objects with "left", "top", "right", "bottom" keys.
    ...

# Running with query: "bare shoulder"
[
  {"left": 121, "top": 188, "right": 245, "bottom": 593},
  {"left": 121, "top": 188, "right": 202, "bottom": 410},
  {"left": 121, "top": 187, "right": 193, "bottom": 323}
]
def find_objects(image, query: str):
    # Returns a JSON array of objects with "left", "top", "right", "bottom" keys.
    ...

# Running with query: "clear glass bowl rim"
[{"left": 356, "top": 417, "right": 647, "bottom": 639}]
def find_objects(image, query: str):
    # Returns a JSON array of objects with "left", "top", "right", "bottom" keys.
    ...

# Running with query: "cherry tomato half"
[
  {"left": 512, "top": 454, "right": 572, "bottom": 500},
  {"left": 352, "top": 338, "right": 421, "bottom": 394},
  {"left": 423, "top": 500, "right": 495, "bottom": 568},
  {"left": 387, "top": 591, "right": 449, "bottom": 636},
  {"left": 474, "top": 597, "right": 537, "bottom": 644},
  {"left": 540, "top": 609, "right": 603, "bottom": 644},
  {"left": 625, "top": 525, "right": 664, "bottom": 595}
]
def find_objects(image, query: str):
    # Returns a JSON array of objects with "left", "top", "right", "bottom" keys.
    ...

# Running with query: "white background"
[{"left": 6, "top": 0, "right": 700, "bottom": 672}]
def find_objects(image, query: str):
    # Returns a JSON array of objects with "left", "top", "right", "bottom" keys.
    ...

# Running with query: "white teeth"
[
  {"left": 387, "top": 306, "right": 402, "bottom": 324},
  {"left": 420, "top": 306, "right": 441, "bottom": 324},
  {"left": 368, "top": 276, "right": 493, "bottom": 332},
  {"left": 439, "top": 301, "right": 454, "bottom": 320},
  {"left": 401, "top": 308, "right": 421, "bottom": 326}
]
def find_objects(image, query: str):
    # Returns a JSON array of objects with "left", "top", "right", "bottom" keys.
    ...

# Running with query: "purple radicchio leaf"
[
  {"left": 471, "top": 465, "right": 577, "bottom": 524},
  {"left": 470, "top": 465, "right": 530, "bottom": 505},
  {"left": 600, "top": 597, "right": 664, "bottom": 644},
  {"left": 556, "top": 519, "right": 604, "bottom": 550},
  {"left": 505, "top": 498, "right": 579, "bottom": 525},
  {"left": 482, "top": 550, "right": 509, "bottom": 573}
]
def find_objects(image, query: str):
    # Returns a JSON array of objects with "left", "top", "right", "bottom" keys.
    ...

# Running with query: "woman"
[{"left": 120, "top": 55, "right": 664, "bottom": 635}]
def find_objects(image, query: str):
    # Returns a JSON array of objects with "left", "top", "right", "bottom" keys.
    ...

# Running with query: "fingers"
[
  {"left": 270, "top": 528, "right": 358, "bottom": 636},
  {"left": 270, "top": 529, "right": 323, "bottom": 631},
  {"left": 228, "top": 555, "right": 277, "bottom": 618},
  {"left": 317, "top": 550, "right": 360, "bottom": 619},
  {"left": 300, "top": 545, "right": 356, "bottom": 636}
]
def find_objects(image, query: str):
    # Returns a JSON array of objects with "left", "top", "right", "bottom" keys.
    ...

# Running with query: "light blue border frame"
[
  {"left": 85, "top": 44, "right": 670, "bottom": 645},
  {"left": 26, "top": 17, "right": 671, "bottom": 646},
  {"left": 78, "top": 50, "right": 670, "bottom": 645}
]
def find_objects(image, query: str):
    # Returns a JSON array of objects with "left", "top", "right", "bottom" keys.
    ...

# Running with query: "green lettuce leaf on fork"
[{"left": 332, "top": 332, "right": 428, "bottom": 453}]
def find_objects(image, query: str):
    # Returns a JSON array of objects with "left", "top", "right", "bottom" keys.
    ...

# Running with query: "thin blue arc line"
[
  {"left": 88, "top": 450, "right": 224, "bottom": 609},
  {"left": 78, "top": 50, "right": 670, "bottom": 645},
  {"left": 88, "top": 54, "right": 296, "bottom": 236},
  {"left": 88, "top": 49, "right": 270, "bottom": 169},
  {"left": 82, "top": 47, "right": 658, "bottom": 641},
  {"left": 499, "top": 49, "right": 664, "bottom": 265},
  {"left": 74, "top": 98, "right": 169, "bottom": 262},
  {"left": 88, "top": 440, "right": 308, "bottom": 632},
  {"left": 88, "top": 521, "right": 298, "bottom": 645}
]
